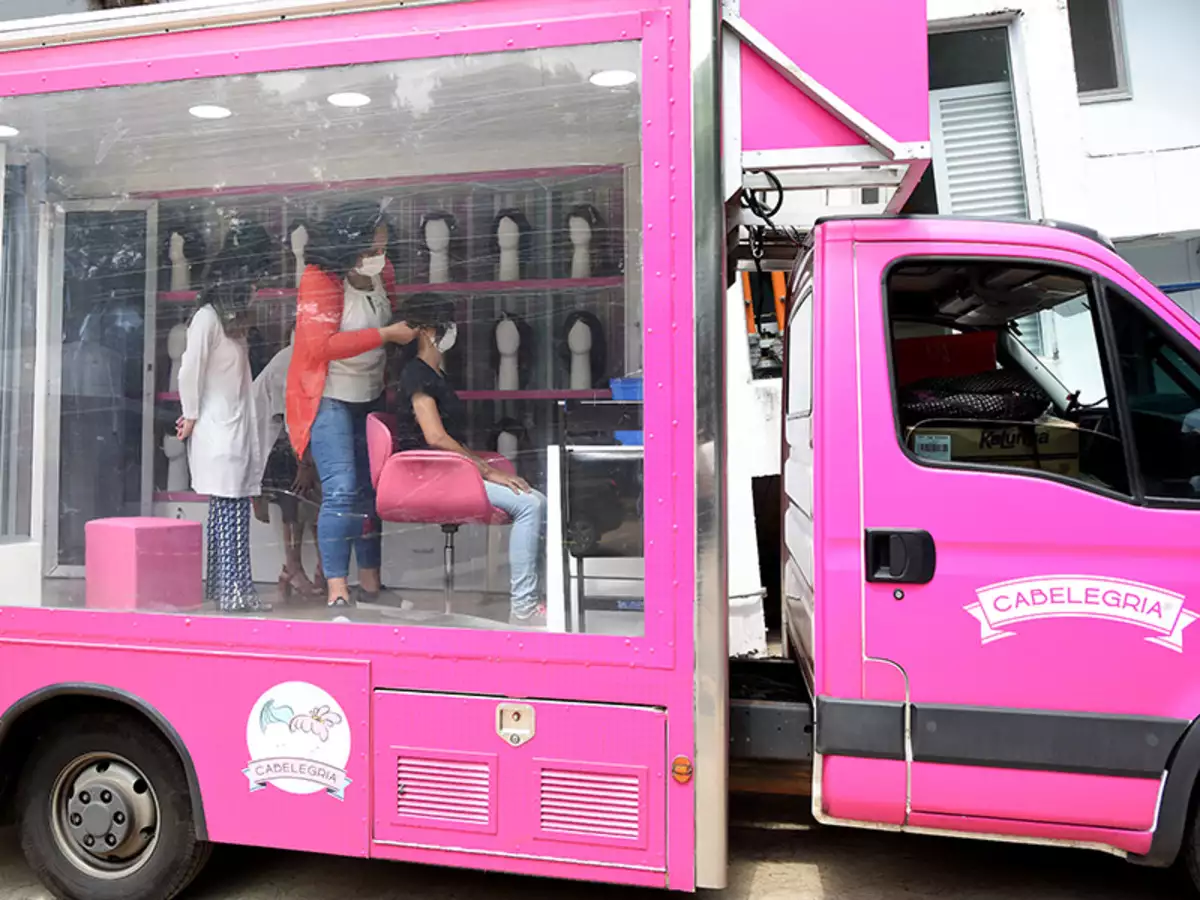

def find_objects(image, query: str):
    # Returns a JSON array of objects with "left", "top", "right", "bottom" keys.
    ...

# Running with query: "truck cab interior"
[{"left": 887, "top": 258, "right": 1200, "bottom": 501}]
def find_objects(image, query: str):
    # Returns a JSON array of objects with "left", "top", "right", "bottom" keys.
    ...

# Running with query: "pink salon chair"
[{"left": 367, "top": 412, "right": 514, "bottom": 614}]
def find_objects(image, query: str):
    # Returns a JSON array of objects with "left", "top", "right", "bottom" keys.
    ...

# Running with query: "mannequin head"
[
  {"left": 220, "top": 219, "right": 274, "bottom": 283},
  {"left": 489, "top": 312, "right": 534, "bottom": 389},
  {"left": 489, "top": 417, "right": 528, "bottom": 457},
  {"left": 564, "top": 203, "right": 606, "bottom": 272},
  {"left": 558, "top": 310, "right": 608, "bottom": 388},
  {"left": 161, "top": 223, "right": 206, "bottom": 279},
  {"left": 167, "top": 322, "right": 188, "bottom": 358},
  {"left": 490, "top": 208, "right": 533, "bottom": 268},
  {"left": 309, "top": 201, "right": 390, "bottom": 280},
  {"left": 419, "top": 211, "right": 458, "bottom": 254}
]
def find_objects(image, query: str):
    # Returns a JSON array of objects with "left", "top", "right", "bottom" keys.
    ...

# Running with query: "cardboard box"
[{"left": 908, "top": 423, "right": 1080, "bottom": 477}]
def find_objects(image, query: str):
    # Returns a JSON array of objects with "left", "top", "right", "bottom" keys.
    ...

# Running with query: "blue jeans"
[
  {"left": 484, "top": 482, "right": 546, "bottom": 618},
  {"left": 309, "top": 397, "right": 381, "bottom": 580}
]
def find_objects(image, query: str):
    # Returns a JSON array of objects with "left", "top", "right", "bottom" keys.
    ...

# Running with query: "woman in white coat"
[{"left": 177, "top": 241, "right": 271, "bottom": 613}]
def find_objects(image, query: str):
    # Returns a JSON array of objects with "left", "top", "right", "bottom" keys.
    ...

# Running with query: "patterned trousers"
[{"left": 206, "top": 496, "right": 260, "bottom": 612}]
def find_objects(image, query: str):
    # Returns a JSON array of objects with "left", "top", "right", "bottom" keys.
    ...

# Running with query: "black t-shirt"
[{"left": 394, "top": 358, "right": 467, "bottom": 451}]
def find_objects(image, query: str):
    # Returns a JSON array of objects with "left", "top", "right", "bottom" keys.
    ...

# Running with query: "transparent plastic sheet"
[{"left": 0, "top": 42, "right": 646, "bottom": 636}]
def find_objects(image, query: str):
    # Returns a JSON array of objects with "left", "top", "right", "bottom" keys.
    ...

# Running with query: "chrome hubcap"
[{"left": 51, "top": 754, "right": 159, "bottom": 879}]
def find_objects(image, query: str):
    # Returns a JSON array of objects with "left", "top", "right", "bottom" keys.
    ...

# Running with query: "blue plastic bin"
[{"left": 609, "top": 377, "right": 644, "bottom": 401}]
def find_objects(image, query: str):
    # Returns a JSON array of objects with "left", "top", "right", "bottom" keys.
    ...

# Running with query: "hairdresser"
[{"left": 287, "top": 201, "right": 414, "bottom": 608}]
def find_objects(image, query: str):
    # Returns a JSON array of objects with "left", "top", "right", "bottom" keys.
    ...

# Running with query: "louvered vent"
[
  {"left": 539, "top": 769, "right": 642, "bottom": 842},
  {"left": 933, "top": 83, "right": 1028, "bottom": 219},
  {"left": 396, "top": 756, "right": 492, "bottom": 828}
]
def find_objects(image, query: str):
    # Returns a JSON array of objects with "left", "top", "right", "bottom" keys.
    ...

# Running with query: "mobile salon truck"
[{"left": 0, "top": 1, "right": 1198, "bottom": 899}]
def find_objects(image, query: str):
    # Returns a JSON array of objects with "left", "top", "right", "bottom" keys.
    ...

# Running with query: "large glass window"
[
  {"left": 887, "top": 260, "right": 1130, "bottom": 497},
  {"left": 0, "top": 42, "right": 646, "bottom": 635},
  {"left": 1105, "top": 286, "right": 1200, "bottom": 501}
]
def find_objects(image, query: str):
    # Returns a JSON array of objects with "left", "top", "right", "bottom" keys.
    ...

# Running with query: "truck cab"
[{"left": 778, "top": 214, "right": 1200, "bottom": 867}]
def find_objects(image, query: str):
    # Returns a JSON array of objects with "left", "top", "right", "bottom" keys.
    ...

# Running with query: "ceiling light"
[
  {"left": 0, "top": 125, "right": 18, "bottom": 138},
  {"left": 589, "top": 69, "right": 637, "bottom": 88},
  {"left": 188, "top": 104, "right": 232, "bottom": 120},
  {"left": 327, "top": 92, "right": 372, "bottom": 108}
]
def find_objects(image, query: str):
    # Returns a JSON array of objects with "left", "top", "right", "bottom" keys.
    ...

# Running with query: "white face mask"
[
  {"left": 355, "top": 253, "right": 386, "bottom": 277},
  {"left": 436, "top": 322, "right": 458, "bottom": 353}
]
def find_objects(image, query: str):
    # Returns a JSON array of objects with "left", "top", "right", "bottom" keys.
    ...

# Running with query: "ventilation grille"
[
  {"left": 539, "top": 769, "right": 642, "bottom": 842},
  {"left": 397, "top": 756, "right": 492, "bottom": 827}
]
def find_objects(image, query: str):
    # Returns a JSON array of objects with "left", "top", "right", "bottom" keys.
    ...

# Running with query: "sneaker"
[{"left": 509, "top": 604, "right": 547, "bottom": 628}]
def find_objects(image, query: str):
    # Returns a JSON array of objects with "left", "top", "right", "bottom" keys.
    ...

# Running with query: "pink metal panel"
[
  {"left": 825, "top": 216, "right": 1200, "bottom": 842},
  {"left": 739, "top": 0, "right": 930, "bottom": 153},
  {"left": 907, "top": 812, "right": 1154, "bottom": 857},
  {"left": 911, "top": 764, "right": 1161, "bottom": 831},
  {"left": 820, "top": 756, "right": 906, "bottom": 826},
  {"left": 0, "top": 641, "right": 372, "bottom": 857},
  {"left": 371, "top": 691, "right": 666, "bottom": 869}
]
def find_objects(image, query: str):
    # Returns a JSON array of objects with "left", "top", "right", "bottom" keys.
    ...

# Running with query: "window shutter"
[{"left": 930, "top": 82, "right": 1029, "bottom": 219}]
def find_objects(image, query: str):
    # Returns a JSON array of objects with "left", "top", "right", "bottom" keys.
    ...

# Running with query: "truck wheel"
[{"left": 17, "top": 713, "right": 210, "bottom": 900}]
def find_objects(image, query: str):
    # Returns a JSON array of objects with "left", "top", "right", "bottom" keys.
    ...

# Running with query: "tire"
[{"left": 17, "top": 712, "right": 210, "bottom": 900}]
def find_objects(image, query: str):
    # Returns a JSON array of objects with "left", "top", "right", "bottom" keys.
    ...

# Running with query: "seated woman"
[{"left": 393, "top": 294, "right": 547, "bottom": 627}]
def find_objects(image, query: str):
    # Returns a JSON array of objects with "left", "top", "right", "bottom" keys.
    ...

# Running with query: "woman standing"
[
  {"left": 177, "top": 237, "right": 272, "bottom": 613},
  {"left": 287, "top": 202, "right": 414, "bottom": 608}
]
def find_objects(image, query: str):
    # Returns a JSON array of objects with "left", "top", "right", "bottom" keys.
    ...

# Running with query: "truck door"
[{"left": 855, "top": 236, "right": 1199, "bottom": 835}]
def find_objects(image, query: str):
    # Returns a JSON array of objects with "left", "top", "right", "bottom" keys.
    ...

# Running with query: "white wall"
[
  {"left": 1080, "top": 1, "right": 1200, "bottom": 240},
  {"left": 1081, "top": 0, "right": 1200, "bottom": 156},
  {"left": 927, "top": 0, "right": 1091, "bottom": 224}
]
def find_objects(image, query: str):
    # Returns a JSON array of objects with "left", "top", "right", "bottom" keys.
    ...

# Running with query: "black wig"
[
  {"left": 490, "top": 208, "right": 534, "bottom": 279},
  {"left": 198, "top": 247, "right": 260, "bottom": 334},
  {"left": 558, "top": 310, "right": 608, "bottom": 389},
  {"left": 488, "top": 311, "right": 535, "bottom": 390},
  {"left": 307, "top": 200, "right": 388, "bottom": 280},
  {"left": 161, "top": 222, "right": 207, "bottom": 289},
  {"left": 417, "top": 210, "right": 461, "bottom": 281},
  {"left": 562, "top": 202, "right": 611, "bottom": 278}
]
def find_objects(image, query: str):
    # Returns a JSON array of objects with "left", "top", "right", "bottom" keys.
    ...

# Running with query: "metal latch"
[{"left": 496, "top": 703, "right": 535, "bottom": 747}]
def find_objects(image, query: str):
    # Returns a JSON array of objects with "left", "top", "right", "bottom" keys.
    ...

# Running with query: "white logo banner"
[{"left": 966, "top": 576, "right": 1196, "bottom": 652}]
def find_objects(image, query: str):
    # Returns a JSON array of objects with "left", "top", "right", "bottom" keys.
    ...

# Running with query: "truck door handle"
[{"left": 865, "top": 530, "right": 936, "bottom": 584}]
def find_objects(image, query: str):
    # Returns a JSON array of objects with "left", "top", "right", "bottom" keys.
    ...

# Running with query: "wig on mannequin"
[
  {"left": 563, "top": 203, "right": 609, "bottom": 277},
  {"left": 558, "top": 310, "right": 608, "bottom": 389},
  {"left": 489, "top": 312, "right": 535, "bottom": 390},
  {"left": 161, "top": 221, "right": 207, "bottom": 288},
  {"left": 417, "top": 210, "right": 461, "bottom": 281},
  {"left": 491, "top": 208, "right": 535, "bottom": 277}
]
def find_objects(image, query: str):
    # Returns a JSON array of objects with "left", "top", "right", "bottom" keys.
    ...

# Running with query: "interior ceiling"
[{"left": 0, "top": 41, "right": 641, "bottom": 196}]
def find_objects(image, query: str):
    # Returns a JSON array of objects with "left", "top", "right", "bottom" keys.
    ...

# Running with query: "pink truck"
[{"left": 0, "top": 1, "right": 1196, "bottom": 899}]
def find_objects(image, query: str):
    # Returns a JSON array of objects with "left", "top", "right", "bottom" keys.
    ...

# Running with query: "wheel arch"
[
  {"left": 0, "top": 683, "right": 208, "bottom": 841},
  {"left": 1132, "top": 714, "right": 1200, "bottom": 868}
]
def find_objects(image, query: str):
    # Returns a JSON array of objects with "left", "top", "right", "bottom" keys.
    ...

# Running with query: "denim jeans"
[
  {"left": 483, "top": 482, "right": 546, "bottom": 618},
  {"left": 309, "top": 396, "right": 381, "bottom": 580}
]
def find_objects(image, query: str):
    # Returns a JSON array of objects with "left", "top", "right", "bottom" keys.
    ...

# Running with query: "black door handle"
[{"left": 865, "top": 530, "right": 936, "bottom": 584}]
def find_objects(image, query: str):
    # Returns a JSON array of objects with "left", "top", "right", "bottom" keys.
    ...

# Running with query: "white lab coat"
[
  {"left": 251, "top": 338, "right": 293, "bottom": 469},
  {"left": 178, "top": 304, "right": 262, "bottom": 498}
]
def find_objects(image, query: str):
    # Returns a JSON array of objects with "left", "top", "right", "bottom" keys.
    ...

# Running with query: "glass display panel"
[{"left": 0, "top": 41, "right": 645, "bottom": 635}]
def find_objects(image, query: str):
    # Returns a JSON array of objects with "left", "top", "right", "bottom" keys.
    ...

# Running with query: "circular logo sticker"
[{"left": 244, "top": 681, "right": 352, "bottom": 799}]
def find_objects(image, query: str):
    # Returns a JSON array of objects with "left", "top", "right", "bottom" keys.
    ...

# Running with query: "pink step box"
[{"left": 85, "top": 517, "right": 204, "bottom": 611}]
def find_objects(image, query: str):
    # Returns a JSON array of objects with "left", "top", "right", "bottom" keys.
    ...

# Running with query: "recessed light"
[
  {"left": 188, "top": 104, "right": 232, "bottom": 120},
  {"left": 589, "top": 69, "right": 637, "bottom": 88},
  {"left": 0, "top": 125, "right": 18, "bottom": 138},
  {"left": 327, "top": 92, "right": 371, "bottom": 108}
]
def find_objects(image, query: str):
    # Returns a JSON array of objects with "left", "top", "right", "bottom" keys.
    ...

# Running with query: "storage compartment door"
[{"left": 372, "top": 691, "right": 666, "bottom": 870}]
